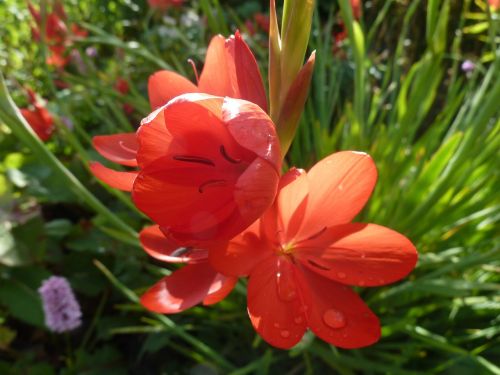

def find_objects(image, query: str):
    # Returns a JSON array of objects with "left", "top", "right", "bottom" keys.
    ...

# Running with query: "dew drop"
[
  {"left": 273, "top": 323, "right": 280, "bottom": 328},
  {"left": 323, "top": 309, "right": 346, "bottom": 329},
  {"left": 294, "top": 316, "right": 303, "bottom": 324},
  {"left": 280, "top": 330, "right": 291, "bottom": 338},
  {"left": 276, "top": 259, "right": 297, "bottom": 301},
  {"left": 337, "top": 272, "right": 346, "bottom": 279},
  {"left": 358, "top": 280, "right": 366, "bottom": 286}
]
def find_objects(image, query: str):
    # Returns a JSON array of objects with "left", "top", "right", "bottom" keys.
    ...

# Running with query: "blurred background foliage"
[{"left": 0, "top": 0, "right": 499, "bottom": 374}]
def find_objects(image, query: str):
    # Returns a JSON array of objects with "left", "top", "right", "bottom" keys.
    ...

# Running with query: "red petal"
[
  {"left": 260, "top": 168, "right": 305, "bottom": 243},
  {"left": 299, "top": 266, "right": 381, "bottom": 349},
  {"left": 209, "top": 220, "right": 272, "bottom": 277},
  {"left": 139, "top": 225, "right": 208, "bottom": 264},
  {"left": 276, "top": 169, "right": 309, "bottom": 242},
  {"left": 161, "top": 95, "right": 243, "bottom": 164},
  {"left": 21, "top": 108, "right": 53, "bottom": 141},
  {"left": 223, "top": 97, "right": 281, "bottom": 169},
  {"left": 296, "top": 223, "right": 418, "bottom": 287},
  {"left": 198, "top": 34, "right": 267, "bottom": 111},
  {"left": 132, "top": 157, "right": 236, "bottom": 238},
  {"left": 298, "top": 151, "right": 377, "bottom": 240},
  {"left": 148, "top": 70, "right": 198, "bottom": 110},
  {"left": 198, "top": 35, "right": 235, "bottom": 97},
  {"left": 202, "top": 274, "right": 237, "bottom": 305},
  {"left": 28, "top": 2, "right": 41, "bottom": 23},
  {"left": 234, "top": 158, "right": 280, "bottom": 230},
  {"left": 92, "top": 133, "right": 138, "bottom": 167},
  {"left": 247, "top": 257, "right": 307, "bottom": 349},
  {"left": 136, "top": 105, "right": 172, "bottom": 168},
  {"left": 229, "top": 31, "right": 268, "bottom": 112},
  {"left": 140, "top": 263, "right": 224, "bottom": 313},
  {"left": 89, "top": 162, "right": 137, "bottom": 191}
]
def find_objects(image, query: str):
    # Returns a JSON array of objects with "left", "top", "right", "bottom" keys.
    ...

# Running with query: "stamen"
[
  {"left": 307, "top": 259, "right": 331, "bottom": 271},
  {"left": 119, "top": 141, "right": 137, "bottom": 153},
  {"left": 305, "top": 226, "right": 327, "bottom": 241},
  {"left": 199, "top": 179, "right": 227, "bottom": 193},
  {"left": 173, "top": 155, "right": 215, "bottom": 166},
  {"left": 170, "top": 247, "right": 192, "bottom": 257},
  {"left": 220, "top": 145, "right": 241, "bottom": 163},
  {"left": 187, "top": 59, "right": 199, "bottom": 84}
]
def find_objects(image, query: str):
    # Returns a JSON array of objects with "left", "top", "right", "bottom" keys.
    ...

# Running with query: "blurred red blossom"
[
  {"left": 20, "top": 89, "right": 54, "bottom": 142},
  {"left": 333, "top": 0, "right": 362, "bottom": 51},
  {"left": 28, "top": 0, "right": 87, "bottom": 68},
  {"left": 210, "top": 151, "right": 418, "bottom": 349},
  {"left": 148, "top": 0, "right": 185, "bottom": 10},
  {"left": 114, "top": 78, "right": 134, "bottom": 115},
  {"left": 246, "top": 13, "right": 270, "bottom": 36},
  {"left": 351, "top": 0, "right": 362, "bottom": 19},
  {"left": 489, "top": 0, "right": 500, "bottom": 10}
]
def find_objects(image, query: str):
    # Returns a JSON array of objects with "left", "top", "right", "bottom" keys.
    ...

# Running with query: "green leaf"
[{"left": 0, "top": 278, "right": 45, "bottom": 328}]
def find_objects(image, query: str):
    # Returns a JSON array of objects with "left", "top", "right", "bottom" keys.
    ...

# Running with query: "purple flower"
[
  {"left": 461, "top": 60, "right": 475, "bottom": 73},
  {"left": 61, "top": 116, "right": 74, "bottom": 131},
  {"left": 38, "top": 276, "right": 82, "bottom": 333},
  {"left": 85, "top": 46, "right": 98, "bottom": 58}
]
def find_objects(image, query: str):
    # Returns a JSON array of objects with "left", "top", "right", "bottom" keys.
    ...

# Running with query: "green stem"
[
  {"left": 93, "top": 259, "right": 235, "bottom": 371},
  {"left": 0, "top": 73, "right": 139, "bottom": 246}
]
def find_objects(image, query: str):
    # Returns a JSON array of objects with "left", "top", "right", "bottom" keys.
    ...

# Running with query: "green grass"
[{"left": 0, "top": 0, "right": 498, "bottom": 373}]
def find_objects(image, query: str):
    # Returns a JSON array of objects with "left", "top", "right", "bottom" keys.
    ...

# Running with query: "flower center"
[{"left": 280, "top": 242, "right": 295, "bottom": 255}]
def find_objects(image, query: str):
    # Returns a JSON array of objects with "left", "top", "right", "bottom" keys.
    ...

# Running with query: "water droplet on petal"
[
  {"left": 280, "top": 330, "right": 290, "bottom": 338},
  {"left": 337, "top": 272, "right": 346, "bottom": 279},
  {"left": 358, "top": 280, "right": 365, "bottom": 286},
  {"left": 323, "top": 309, "right": 346, "bottom": 329},
  {"left": 294, "top": 316, "right": 303, "bottom": 324},
  {"left": 273, "top": 323, "right": 280, "bottom": 328},
  {"left": 276, "top": 259, "right": 297, "bottom": 301}
]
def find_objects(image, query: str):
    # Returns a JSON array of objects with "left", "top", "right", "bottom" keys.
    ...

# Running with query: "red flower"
[
  {"left": 246, "top": 13, "right": 270, "bottom": 36},
  {"left": 210, "top": 151, "right": 418, "bottom": 349},
  {"left": 139, "top": 225, "right": 237, "bottom": 313},
  {"left": 28, "top": 1, "right": 87, "bottom": 68},
  {"left": 255, "top": 13, "right": 270, "bottom": 34},
  {"left": 148, "top": 31, "right": 267, "bottom": 112},
  {"left": 115, "top": 78, "right": 129, "bottom": 95},
  {"left": 133, "top": 94, "right": 280, "bottom": 242},
  {"left": 351, "top": 0, "right": 362, "bottom": 20},
  {"left": 20, "top": 89, "right": 54, "bottom": 142},
  {"left": 115, "top": 78, "right": 134, "bottom": 115},
  {"left": 92, "top": 94, "right": 280, "bottom": 242},
  {"left": 91, "top": 33, "right": 277, "bottom": 242},
  {"left": 489, "top": 0, "right": 500, "bottom": 10},
  {"left": 332, "top": 0, "right": 362, "bottom": 52},
  {"left": 148, "top": 0, "right": 185, "bottom": 10}
]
